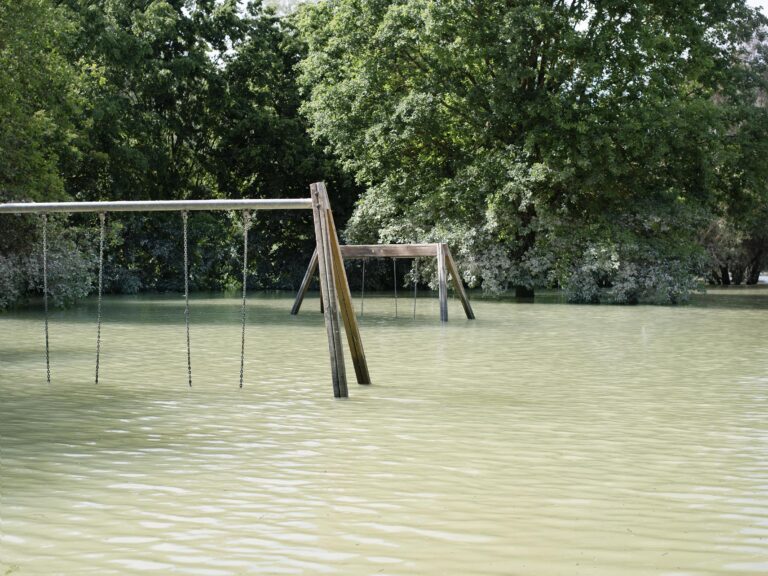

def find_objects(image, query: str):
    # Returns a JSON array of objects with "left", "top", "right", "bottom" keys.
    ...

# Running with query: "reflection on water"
[{"left": 1, "top": 289, "right": 768, "bottom": 575}]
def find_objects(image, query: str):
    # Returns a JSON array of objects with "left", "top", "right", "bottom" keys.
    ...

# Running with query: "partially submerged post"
[
  {"left": 291, "top": 242, "right": 475, "bottom": 322},
  {"left": 0, "top": 182, "right": 367, "bottom": 398},
  {"left": 309, "top": 182, "right": 372, "bottom": 396},
  {"left": 313, "top": 184, "right": 371, "bottom": 386}
]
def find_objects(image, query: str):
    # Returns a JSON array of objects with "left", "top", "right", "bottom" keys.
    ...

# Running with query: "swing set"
[
  {"left": 291, "top": 243, "right": 475, "bottom": 322},
  {"left": 0, "top": 182, "right": 369, "bottom": 398}
]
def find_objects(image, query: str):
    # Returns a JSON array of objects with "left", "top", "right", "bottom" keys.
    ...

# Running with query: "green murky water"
[{"left": 2, "top": 288, "right": 768, "bottom": 575}]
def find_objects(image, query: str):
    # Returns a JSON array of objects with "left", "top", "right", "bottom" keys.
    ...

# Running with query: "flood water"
[{"left": 2, "top": 288, "right": 768, "bottom": 575}]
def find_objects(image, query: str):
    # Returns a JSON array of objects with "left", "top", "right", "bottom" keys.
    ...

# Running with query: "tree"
[
  {"left": 0, "top": 0, "right": 358, "bottom": 308},
  {"left": 296, "top": 0, "right": 767, "bottom": 302},
  {"left": 60, "top": 0, "right": 353, "bottom": 293},
  {"left": 0, "top": 0, "right": 80, "bottom": 204},
  {"left": 208, "top": 2, "right": 359, "bottom": 289},
  {"left": 0, "top": 0, "right": 92, "bottom": 309},
  {"left": 55, "top": 0, "right": 358, "bottom": 297},
  {"left": 708, "top": 34, "right": 768, "bottom": 285}
]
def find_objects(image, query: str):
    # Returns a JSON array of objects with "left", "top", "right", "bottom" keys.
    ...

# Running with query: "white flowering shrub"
[
  {"left": 24, "top": 242, "right": 93, "bottom": 308},
  {"left": 561, "top": 241, "right": 704, "bottom": 305},
  {"left": 0, "top": 255, "right": 24, "bottom": 310},
  {"left": 0, "top": 219, "right": 95, "bottom": 311}
]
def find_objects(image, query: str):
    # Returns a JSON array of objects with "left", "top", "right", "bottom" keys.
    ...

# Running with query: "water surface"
[{"left": 2, "top": 289, "right": 768, "bottom": 575}]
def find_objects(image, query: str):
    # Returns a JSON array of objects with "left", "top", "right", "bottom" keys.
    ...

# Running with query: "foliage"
[
  {"left": 296, "top": 0, "right": 768, "bottom": 301},
  {"left": 0, "top": 0, "right": 80, "bottom": 202},
  {"left": 0, "top": 0, "right": 356, "bottom": 309},
  {"left": 59, "top": 0, "right": 356, "bottom": 293},
  {"left": 0, "top": 254, "right": 23, "bottom": 310},
  {"left": 24, "top": 219, "right": 94, "bottom": 307},
  {"left": 0, "top": 0, "right": 92, "bottom": 310},
  {"left": 706, "top": 36, "right": 768, "bottom": 285},
  {"left": 0, "top": 216, "right": 94, "bottom": 309},
  {"left": 2, "top": 0, "right": 767, "bottom": 310},
  {"left": 207, "top": 1, "right": 359, "bottom": 290}
]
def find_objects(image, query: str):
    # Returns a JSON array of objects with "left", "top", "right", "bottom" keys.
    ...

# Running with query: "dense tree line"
[
  {"left": 0, "top": 0, "right": 357, "bottom": 308},
  {"left": 1, "top": 0, "right": 766, "bottom": 309},
  {"left": 297, "top": 0, "right": 768, "bottom": 303}
]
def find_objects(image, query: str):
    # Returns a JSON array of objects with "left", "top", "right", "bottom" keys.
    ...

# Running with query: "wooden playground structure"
[
  {"left": 291, "top": 243, "right": 475, "bottom": 322},
  {"left": 0, "top": 182, "right": 369, "bottom": 398}
]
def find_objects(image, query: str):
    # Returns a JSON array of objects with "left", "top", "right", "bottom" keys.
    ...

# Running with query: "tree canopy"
[
  {"left": 0, "top": 0, "right": 766, "bottom": 309},
  {"left": 296, "top": 0, "right": 768, "bottom": 302},
  {"left": 0, "top": 0, "right": 356, "bottom": 306}
]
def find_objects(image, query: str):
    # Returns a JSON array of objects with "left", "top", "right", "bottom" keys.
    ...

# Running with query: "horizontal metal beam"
[
  {"left": 340, "top": 244, "right": 440, "bottom": 258},
  {"left": 0, "top": 198, "right": 313, "bottom": 214}
]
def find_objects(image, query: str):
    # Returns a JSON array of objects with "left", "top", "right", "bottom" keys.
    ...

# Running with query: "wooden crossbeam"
[
  {"left": 291, "top": 242, "right": 475, "bottom": 322},
  {"left": 340, "top": 244, "right": 438, "bottom": 258}
]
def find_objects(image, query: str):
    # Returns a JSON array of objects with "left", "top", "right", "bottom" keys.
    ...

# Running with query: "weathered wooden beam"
[
  {"left": 444, "top": 245, "right": 475, "bottom": 320},
  {"left": 339, "top": 244, "right": 438, "bottom": 258},
  {"left": 310, "top": 183, "right": 347, "bottom": 398},
  {"left": 317, "top": 184, "right": 371, "bottom": 385},
  {"left": 291, "top": 248, "right": 318, "bottom": 315},
  {"left": 436, "top": 243, "right": 449, "bottom": 322}
]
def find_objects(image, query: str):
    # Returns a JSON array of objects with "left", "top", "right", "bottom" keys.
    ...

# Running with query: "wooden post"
[
  {"left": 315, "top": 183, "right": 371, "bottom": 385},
  {"left": 444, "top": 245, "right": 475, "bottom": 320},
  {"left": 291, "top": 248, "right": 318, "bottom": 315},
  {"left": 310, "top": 183, "right": 348, "bottom": 398},
  {"left": 436, "top": 243, "right": 449, "bottom": 322}
]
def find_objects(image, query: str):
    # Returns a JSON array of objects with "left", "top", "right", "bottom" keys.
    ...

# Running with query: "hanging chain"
[
  {"left": 239, "top": 210, "right": 252, "bottom": 389},
  {"left": 182, "top": 211, "right": 192, "bottom": 387},
  {"left": 393, "top": 258, "right": 398, "bottom": 318},
  {"left": 360, "top": 259, "right": 366, "bottom": 317},
  {"left": 42, "top": 214, "right": 50, "bottom": 383},
  {"left": 95, "top": 213, "right": 106, "bottom": 384},
  {"left": 413, "top": 258, "right": 418, "bottom": 320}
]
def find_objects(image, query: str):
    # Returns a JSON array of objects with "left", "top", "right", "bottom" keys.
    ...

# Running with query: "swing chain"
[
  {"left": 413, "top": 258, "right": 418, "bottom": 320},
  {"left": 239, "top": 210, "right": 252, "bottom": 388},
  {"left": 95, "top": 212, "right": 105, "bottom": 384},
  {"left": 182, "top": 211, "right": 192, "bottom": 387},
  {"left": 42, "top": 214, "right": 50, "bottom": 383},
  {"left": 360, "top": 258, "right": 366, "bottom": 317},
  {"left": 393, "top": 258, "right": 398, "bottom": 318}
]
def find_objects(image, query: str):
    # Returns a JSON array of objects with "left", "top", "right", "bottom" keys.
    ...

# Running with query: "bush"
[
  {"left": 0, "top": 217, "right": 95, "bottom": 311},
  {"left": 23, "top": 240, "right": 93, "bottom": 308},
  {"left": 0, "top": 254, "right": 24, "bottom": 310},
  {"left": 562, "top": 241, "right": 704, "bottom": 305}
]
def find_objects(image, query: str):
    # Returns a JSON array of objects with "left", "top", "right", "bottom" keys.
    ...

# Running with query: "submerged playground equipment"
[
  {"left": 291, "top": 243, "right": 475, "bottom": 322},
  {"left": 0, "top": 182, "right": 369, "bottom": 398}
]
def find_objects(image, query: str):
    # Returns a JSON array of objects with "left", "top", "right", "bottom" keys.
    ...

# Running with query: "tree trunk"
[
  {"left": 746, "top": 249, "right": 764, "bottom": 285},
  {"left": 731, "top": 266, "right": 744, "bottom": 285},
  {"left": 515, "top": 285, "right": 534, "bottom": 299},
  {"left": 746, "top": 265, "right": 762, "bottom": 285},
  {"left": 720, "top": 266, "right": 731, "bottom": 286}
]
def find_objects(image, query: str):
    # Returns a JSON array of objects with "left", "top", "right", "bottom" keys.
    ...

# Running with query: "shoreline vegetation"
[
  {"left": 1, "top": 0, "right": 767, "bottom": 310},
  {"left": 5, "top": 280, "right": 767, "bottom": 316}
]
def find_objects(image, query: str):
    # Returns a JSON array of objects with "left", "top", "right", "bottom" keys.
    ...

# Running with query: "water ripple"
[{"left": 2, "top": 292, "right": 768, "bottom": 575}]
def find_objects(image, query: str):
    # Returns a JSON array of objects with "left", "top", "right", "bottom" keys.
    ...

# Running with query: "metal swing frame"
[{"left": 0, "top": 182, "right": 370, "bottom": 398}]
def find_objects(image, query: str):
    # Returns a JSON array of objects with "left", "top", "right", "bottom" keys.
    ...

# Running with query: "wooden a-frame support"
[
  {"left": 310, "top": 182, "right": 371, "bottom": 397},
  {"left": 291, "top": 241, "right": 475, "bottom": 322}
]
